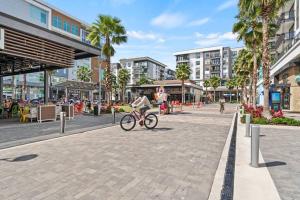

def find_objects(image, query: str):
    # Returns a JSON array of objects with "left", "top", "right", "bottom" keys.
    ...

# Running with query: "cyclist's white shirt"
[{"left": 132, "top": 96, "right": 151, "bottom": 107}]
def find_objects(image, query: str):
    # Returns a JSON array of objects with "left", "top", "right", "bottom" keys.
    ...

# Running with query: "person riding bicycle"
[
  {"left": 219, "top": 96, "right": 225, "bottom": 113},
  {"left": 132, "top": 91, "right": 151, "bottom": 125}
]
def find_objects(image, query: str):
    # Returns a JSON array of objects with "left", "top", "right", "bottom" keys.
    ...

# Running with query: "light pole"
[{"left": 98, "top": 67, "right": 102, "bottom": 116}]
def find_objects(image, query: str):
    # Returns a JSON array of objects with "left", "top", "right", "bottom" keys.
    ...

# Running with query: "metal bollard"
[
  {"left": 111, "top": 107, "right": 115, "bottom": 124},
  {"left": 251, "top": 125, "right": 260, "bottom": 168},
  {"left": 245, "top": 114, "right": 251, "bottom": 137},
  {"left": 60, "top": 112, "right": 66, "bottom": 134}
]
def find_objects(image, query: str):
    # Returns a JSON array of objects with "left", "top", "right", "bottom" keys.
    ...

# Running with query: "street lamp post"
[{"left": 98, "top": 67, "right": 102, "bottom": 116}]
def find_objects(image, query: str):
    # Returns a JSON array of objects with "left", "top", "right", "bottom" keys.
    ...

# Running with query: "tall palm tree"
[
  {"left": 87, "top": 15, "right": 127, "bottom": 105},
  {"left": 76, "top": 65, "right": 92, "bottom": 82},
  {"left": 226, "top": 79, "right": 235, "bottom": 103},
  {"left": 239, "top": 0, "right": 290, "bottom": 117},
  {"left": 209, "top": 76, "right": 221, "bottom": 102},
  {"left": 117, "top": 68, "right": 130, "bottom": 103},
  {"left": 203, "top": 80, "right": 210, "bottom": 101},
  {"left": 233, "top": 8, "right": 262, "bottom": 106},
  {"left": 175, "top": 64, "right": 191, "bottom": 104}
]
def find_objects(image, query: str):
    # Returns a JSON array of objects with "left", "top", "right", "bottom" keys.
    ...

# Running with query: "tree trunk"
[
  {"left": 252, "top": 43, "right": 258, "bottom": 107},
  {"left": 105, "top": 36, "right": 112, "bottom": 105},
  {"left": 262, "top": 13, "right": 271, "bottom": 118},
  {"left": 181, "top": 80, "right": 184, "bottom": 104},
  {"left": 213, "top": 89, "right": 216, "bottom": 102}
]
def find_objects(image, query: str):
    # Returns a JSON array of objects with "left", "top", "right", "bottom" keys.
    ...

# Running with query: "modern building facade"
[
  {"left": 173, "top": 46, "right": 238, "bottom": 87},
  {"left": 0, "top": 0, "right": 101, "bottom": 102},
  {"left": 257, "top": 0, "right": 300, "bottom": 112},
  {"left": 164, "top": 67, "right": 176, "bottom": 80},
  {"left": 120, "top": 57, "right": 167, "bottom": 85}
]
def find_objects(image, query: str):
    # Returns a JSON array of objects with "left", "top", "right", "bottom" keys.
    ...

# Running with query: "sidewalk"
[{"left": 234, "top": 115, "right": 281, "bottom": 200}]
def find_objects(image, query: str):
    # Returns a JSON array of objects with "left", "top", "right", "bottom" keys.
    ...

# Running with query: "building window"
[
  {"left": 52, "top": 16, "right": 62, "bottom": 28},
  {"left": 205, "top": 53, "right": 210, "bottom": 58},
  {"left": 30, "top": 5, "right": 48, "bottom": 25},
  {"left": 196, "top": 68, "right": 200, "bottom": 79},
  {"left": 71, "top": 24, "right": 79, "bottom": 35},
  {"left": 205, "top": 59, "right": 210, "bottom": 65},
  {"left": 64, "top": 21, "right": 71, "bottom": 32},
  {"left": 196, "top": 53, "right": 201, "bottom": 58},
  {"left": 196, "top": 61, "right": 200, "bottom": 65}
]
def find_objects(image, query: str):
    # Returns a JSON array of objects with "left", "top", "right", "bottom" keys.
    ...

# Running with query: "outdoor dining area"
[{"left": 0, "top": 100, "right": 74, "bottom": 123}]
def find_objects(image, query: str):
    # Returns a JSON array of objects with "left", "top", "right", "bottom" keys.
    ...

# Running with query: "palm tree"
[
  {"left": 233, "top": 8, "right": 262, "bottom": 106},
  {"left": 175, "top": 64, "right": 191, "bottom": 104},
  {"left": 239, "top": 0, "right": 290, "bottom": 117},
  {"left": 111, "top": 74, "right": 119, "bottom": 101},
  {"left": 226, "top": 79, "right": 235, "bottom": 103},
  {"left": 209, "top": 76, "right": 221, "bottom": 102},
  {"left": 203, "top": 80, "right": 210, "bottom": 101},
  {"left": 87, "top": 15, "right": 127, "bottom": 105},
  {"left": 77, "top": 66, "right": 92, "bottom": 82},
  {"left": 117, "top": 68, "right": 130, "bottom": 103}
]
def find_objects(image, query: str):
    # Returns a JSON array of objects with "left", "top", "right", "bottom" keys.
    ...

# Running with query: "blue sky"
[{"left": 45, "top": 0, "right": 242, "bottom": 69}]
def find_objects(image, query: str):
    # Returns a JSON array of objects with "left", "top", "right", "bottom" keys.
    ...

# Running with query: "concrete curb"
[
  {"left": 208, "top": 112, "right": 237, "bottom": 200},
  {"left": 234, "top": 113, "right": 281, "bottom": 200}
]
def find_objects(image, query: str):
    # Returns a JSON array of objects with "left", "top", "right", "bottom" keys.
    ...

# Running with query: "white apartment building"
[
  {"left": 120, "top": 57, "right": 167, "bottom": 85},
  {"left": 173, "top": 46, "right": 238, "bottom": 87}
]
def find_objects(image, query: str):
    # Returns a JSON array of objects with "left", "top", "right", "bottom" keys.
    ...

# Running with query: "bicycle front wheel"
[
  {"left": 120, "top": 114, "right": 136, "bottom": 131},
  {"left": 144, "top": 113, "right": 158, "bottom": 129}
]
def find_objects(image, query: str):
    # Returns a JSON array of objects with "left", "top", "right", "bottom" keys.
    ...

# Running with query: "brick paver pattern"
[{"left": 0, "top": 104, "right": 236, "bottom": 200}]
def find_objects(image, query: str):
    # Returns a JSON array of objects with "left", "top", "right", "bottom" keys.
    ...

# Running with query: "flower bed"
[{"left": 240, "top": 104, "right": 300, "bottom": 126}]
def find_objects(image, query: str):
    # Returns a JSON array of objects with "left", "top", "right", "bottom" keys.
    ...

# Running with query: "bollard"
[
  {"left": 60, "top": 112, "right": 66, "bottom": 134},
  {"left": 245, "top": 114, "right": 251, "bottom": 137},
  {"left": 111, "top": 107, "right": 115, "bottom": 124},
  {"left": 251, "top": 125, "right": 260, "bottom": 168}
]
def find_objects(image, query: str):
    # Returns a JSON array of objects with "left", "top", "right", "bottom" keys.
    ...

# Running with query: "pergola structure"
[{"left": 0, "top": 12, "right": 101, "bottom": 103}]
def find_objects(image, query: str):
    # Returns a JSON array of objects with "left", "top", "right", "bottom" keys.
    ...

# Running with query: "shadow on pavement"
[
  {"left": 0, "top": 154, "right": 38, "bottom": 162},
  {"left": 259, "top": 161, "right": 287, "bottom": 168},
  {"left": 150, "top": 127, "right": 173, "bottom": 132}
]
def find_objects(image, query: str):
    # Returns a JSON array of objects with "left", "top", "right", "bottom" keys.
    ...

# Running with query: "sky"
[{"left": 45, "top": 0, "right": 242, "bottom": 69}]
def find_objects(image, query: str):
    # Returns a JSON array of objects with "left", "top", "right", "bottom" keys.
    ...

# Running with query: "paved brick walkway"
[
  {"left": 0, "top": 104, "right": 235, "bottom": 200},
  {"left": 260, "top": 126, "right": 300, "bottom": 200}
]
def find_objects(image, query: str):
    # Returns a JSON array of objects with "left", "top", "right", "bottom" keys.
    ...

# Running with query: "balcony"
[
  {"left": 278, "top": 11, "right": 295, "bottom": 24},
  {"left": 275, "top": 31, "right": 294, "bottom": 49}
]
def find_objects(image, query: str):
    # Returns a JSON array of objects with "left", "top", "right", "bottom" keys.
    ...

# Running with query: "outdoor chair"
[
  {"left": 19, "top": 106, "right": 30, "bottom": 123},
  {"left": 26, "top": 107, "right": 37, "bottom": 123},
  {"left": 11, "top": 104, "right": 19, "bottom": 118}
]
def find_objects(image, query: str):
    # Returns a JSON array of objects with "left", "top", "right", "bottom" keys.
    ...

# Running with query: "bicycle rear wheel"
[
  {"left": 144, "top": 113, "right": 158, "bottom": 129},
  {"left": 120, "top": 114, "right": 136, "bottom": 131}
]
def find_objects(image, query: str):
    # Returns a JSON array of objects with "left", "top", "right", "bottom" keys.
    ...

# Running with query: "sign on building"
[{"left": 0, "top": 28, "right": 4, "bottom": 50}]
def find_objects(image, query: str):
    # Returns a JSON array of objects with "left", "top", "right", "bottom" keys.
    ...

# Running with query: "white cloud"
[
  {"left": 151, "top": 13, "right": 185, "bottom": 28},
  {"left": 217, "top": 0, "right": 238, "bottom": 11},
  {"left": 195, "top": 32, "right": 238, "bottom": 47},
  {"left": 127, "top": 30, "right": 165, "bottom": 43},
  {"left": 188, "top": 17, "right": 210, "bottom": 27}
]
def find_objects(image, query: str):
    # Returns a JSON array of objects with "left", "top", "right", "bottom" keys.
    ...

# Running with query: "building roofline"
[
  {"left": 173, "top": 46, "right": 225, "bottom": 56},
  {"left": 119, "top": 56, "right": 167, "bottom": 67},
  {"left": 34, "top": 0, "right": 91, "bottom": 27}
]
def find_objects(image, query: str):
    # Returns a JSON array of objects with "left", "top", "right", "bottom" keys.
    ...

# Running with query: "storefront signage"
[{"left": 0, "top": 28, "right": 4, "bottom": 50}]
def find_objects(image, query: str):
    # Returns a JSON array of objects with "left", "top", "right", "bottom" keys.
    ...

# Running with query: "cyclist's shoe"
[{"left": 139, "top": 120, "right": 144, "bottom": 126}]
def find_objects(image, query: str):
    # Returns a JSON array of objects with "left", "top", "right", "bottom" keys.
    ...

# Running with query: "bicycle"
[{"left": 120, "top": 106, "right": 158, "bottom": 131}]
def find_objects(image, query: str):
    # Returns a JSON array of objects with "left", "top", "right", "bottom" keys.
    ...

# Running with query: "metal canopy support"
[
  {"left": 44, "top": 70, "right": 49, "bottom": 104},
  {"left": 0, "top": 76, "right": 3, "bottom": 102}
]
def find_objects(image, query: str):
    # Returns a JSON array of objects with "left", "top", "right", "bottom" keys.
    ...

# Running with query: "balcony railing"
[
  {"left": 277, "top": 11, "right": 295, "bottom": 25},
  {"left": 275, "top": 31, "right": 294, "bottom": 49}
]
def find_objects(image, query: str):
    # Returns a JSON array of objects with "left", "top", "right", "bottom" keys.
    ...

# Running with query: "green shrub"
[
  {"left": 119, "top": 108, "right": 125, "bottom": 112},
  {"left": 252, "top": 117, "right": 269, "bottom": 125},
  {"left": 270, "top": 117, "right": 300, "bottom": 126}
]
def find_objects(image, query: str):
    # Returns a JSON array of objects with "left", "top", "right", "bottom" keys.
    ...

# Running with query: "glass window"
[
  {"left": 71, "top": 24, "right": 79, "bottom": 35},
  {"left": 52, "top": 16, "right": 62, "bottom": 28},
  {"left": 196, "top": 61, "right": 200, "bottom": 65},
  {"left": 30, "top": 5, "right": 48, "bottom": 25},
  {"left": 196, "top": 53, "right": 201, "bottom": 58},
  {"left": 196, "top": 68, "right": 200, "bottom": 79},
  {"left": 64, "top": 21, "right": 71, "bottom": 32}
]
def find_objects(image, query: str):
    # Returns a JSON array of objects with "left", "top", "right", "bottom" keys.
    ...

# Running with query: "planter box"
[
  {"left": 37, "top": 105, "right": 56, "bottom": 123},
  {"left": 62, "top": 104, "right": 74, "bottom": 120}
]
